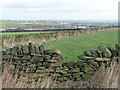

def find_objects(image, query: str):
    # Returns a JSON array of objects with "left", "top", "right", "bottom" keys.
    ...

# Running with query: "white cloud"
[{"left": 0, "top": 0, "right": 119, "bottom": 20}]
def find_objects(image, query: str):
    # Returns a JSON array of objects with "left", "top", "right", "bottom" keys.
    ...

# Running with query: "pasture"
[
  {"left": 1, "top": 29, "right": 118, "bottom": 61},
  {"left": 44, "top": 29, "right": 118, "bottom": 61}
]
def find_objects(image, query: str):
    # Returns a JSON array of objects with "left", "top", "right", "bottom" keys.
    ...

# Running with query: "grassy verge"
[{"left": 0, "top": 31, "right": 53, "bottom": 36}]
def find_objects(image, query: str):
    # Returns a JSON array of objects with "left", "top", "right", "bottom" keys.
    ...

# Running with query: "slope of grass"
[{"left": 44, "top": 30, "right": 118, "bottom": 61}]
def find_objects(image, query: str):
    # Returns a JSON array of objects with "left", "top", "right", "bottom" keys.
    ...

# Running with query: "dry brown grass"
[
  {"left": 2, "top": 63, "right": 55, "bottom": 88},
  {"left": 2, "top": 63, "right": 76, "bottom": 88},
  {"left": 0, "top": 75, "right": 2, "bottom": 89}
]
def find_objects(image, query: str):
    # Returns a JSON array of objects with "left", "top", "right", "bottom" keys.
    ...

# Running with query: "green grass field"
[{"left": 44, "top": 30, "right": 118, "bottom": 61}]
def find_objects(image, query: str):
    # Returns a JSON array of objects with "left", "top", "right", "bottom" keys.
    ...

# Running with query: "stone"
[
  {"left": 21, "top": 55, "right": 31, "bottom": 61},
  {"left": 84, "top": 51, "right": 92, "bottom": 57},
  {"left": 29, "top": 64, "right": 36, "bottom": 69},
  {"left": 62, "top": 61, "right": 74, "bottom": 67},
  {"left": 63, "top": 77, "right": 68, "bottom": 81},
  {"left": 11, "top": 46, "right": 18, "bottom": 56},
  {"left": 76, "top": 77, "right": 83, "bottom": 81},
  {"left": 47, "top": 59, "right": 59, "bottom": 63},
  {"left": 50, "top": 63, "right": 61, "bottom": 67},
  {"left": 34, "top": 44, "right": 40, "bottom": 54},
  {"left": 108, "top": 47, "right": 117, "bottom": 57},
  {"left": 115, "top": 44, "right": 119, "bottom": 50},
  {"left": 95, "top": 58, "right": 111, "bottom": 62},
  {"left": 37, "top": 67, "right": 45, "bottom": 70},
  {"left": 2, "top": 55, "right": 13, "bottom": 59},
  {"left": 44, "top": 49, "right": 55, "bottom": 55},
  {"left": 90, "top": 61, "right": 99, "bottom": 66},
  {"left": 30, "top": 56, "right": 43, "bottom": 63},
  {"left": 42, "top": 62, "right": 50, "bottom": 68},
  {"left": 78, "top": 55, "right": 95, "bottom": 60},
  {"left": 57, "top": 78, "right": 63, "bottom": 81},
  {"left": 54, "top": 74, "right": 61, "bottom": 77},
  {"left": 28, "top": 42, "right": 35, "bottom": 53},
  {"left": 103, "top": 48, "right": 112, "bottom": 58},
  {"left": 17, "top": 45, "right": 23, "bottom": 55},
  {"left": 6, "top": 48, "right": 11, "bottom": 55},
  {"left": 98, "top": 45, "right": 106, "bottom": 51},
  {"left": 22, "top": 45, "right": 30, "bottom": 54},
  {"left": 39, "top": 45, "right": 44, "bottom": 54},
  {"left": 36, "top": 62, "right": 43, "bottom": 66},
  {"left": 2, "top": 50, "right": 6, "bottom": 55},
  {"left": 96, "top": 50, "right": 102, "bottom": 58},
  {"left": 52, "top": 53, "right": 63, "bottom": 60},
  {"left": 59, "top": 70, "right": 67, "bottom": 74},
  {"left": 98, "top": 45, "right": 112, "bottom": 58},
  {"left": 13, "top": 57, "right": 20, "bottom": 60},
  {"left": 43, "top": 55, "right": 51, "bottom": 60},
  {"left": 90, "top": 50, "right": 98, "bottom": 57},
  {"left": 69, "top": 69, "right": 80, "bottom": 73}
]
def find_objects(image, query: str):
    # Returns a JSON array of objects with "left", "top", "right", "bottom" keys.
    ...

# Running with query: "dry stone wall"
[{"left": 1, "top": 42, "right": 119, "bottom": 87}]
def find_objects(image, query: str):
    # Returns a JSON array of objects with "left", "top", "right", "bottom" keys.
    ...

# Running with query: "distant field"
[
  {"left": 44, "top": 30, "right": 118, "bottom": 61},
  {"left": 0, "top": 20, "right": 55, "bottom": 27}
]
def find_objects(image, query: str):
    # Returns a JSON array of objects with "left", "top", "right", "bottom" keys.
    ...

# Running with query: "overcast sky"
[{"left": 0, "top": 0, "right": 119, "bottom": 20}]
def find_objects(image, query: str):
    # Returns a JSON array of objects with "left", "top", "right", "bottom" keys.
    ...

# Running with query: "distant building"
[
  {"left": 0, "top": 28, "right": 5, "bottom": 31},
  {"left": 76, "top": 26, "right": 89, "bottom": 29},
  {"left": 89, "top": 26, "right": 100, "bottom": 29}
]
